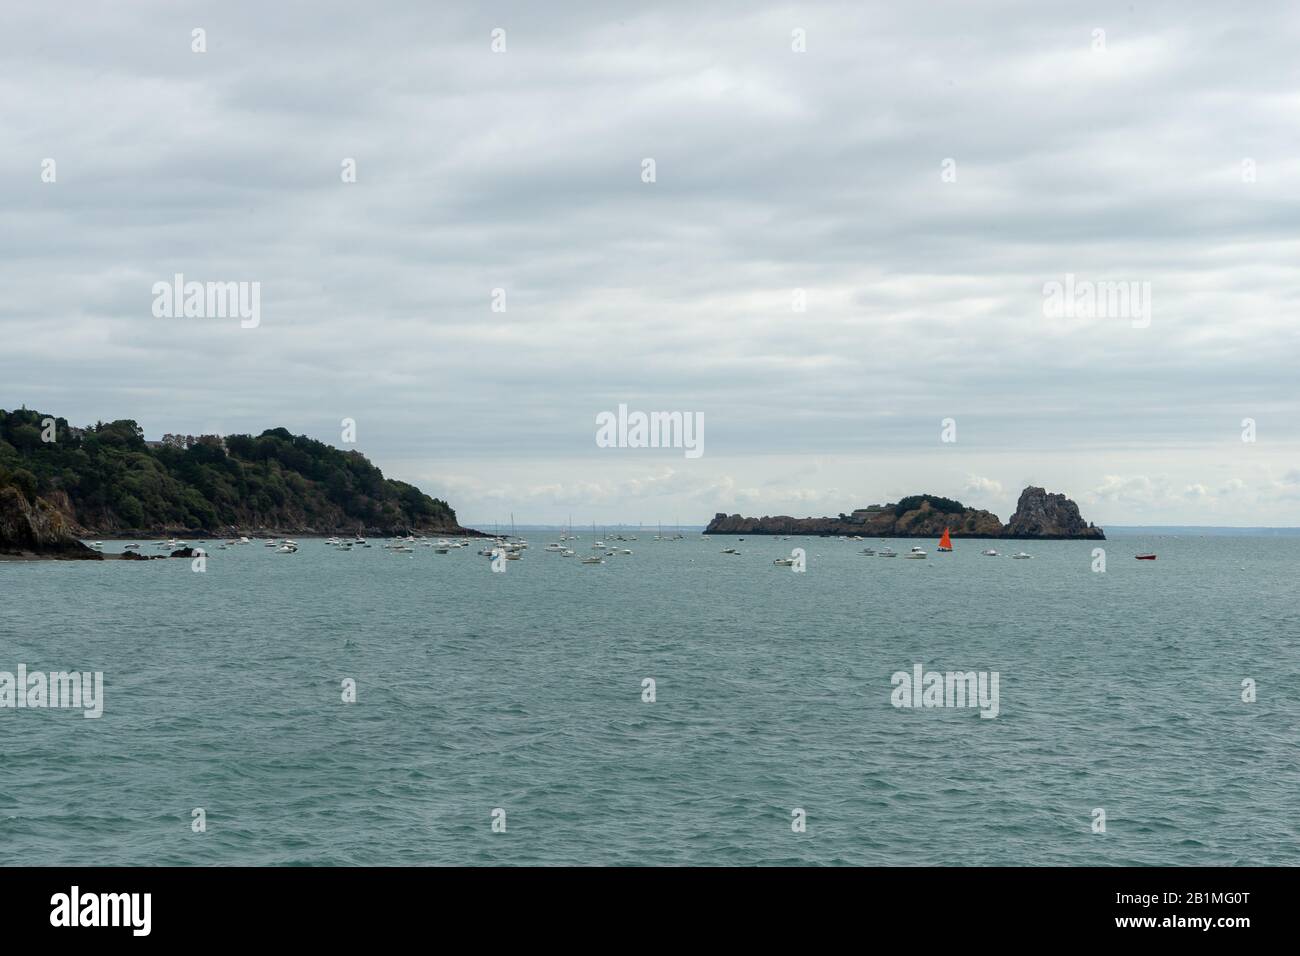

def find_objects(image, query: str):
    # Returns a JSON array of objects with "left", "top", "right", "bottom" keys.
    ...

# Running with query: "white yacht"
[
  {"left": 981, "top": 548, "right": 1000, "bottom": 556},
  {"left": 878, "top": 547, "right": 898, "bottom": 557},
  {"left": 1011, "top": 551, "right": 1033, "bottom": 560},
  {"left": 904, "top": 547, "right": 927, "bottom": 559}
]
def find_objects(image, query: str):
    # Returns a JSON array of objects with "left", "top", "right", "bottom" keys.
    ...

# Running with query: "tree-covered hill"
[{"left": 0, "top": 407, "right": 474, "bottom": 535}]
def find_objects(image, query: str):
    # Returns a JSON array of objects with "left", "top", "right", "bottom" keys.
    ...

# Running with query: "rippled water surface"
[{"left": 2, "top": 532, "right": 1297, "bottom": 865}]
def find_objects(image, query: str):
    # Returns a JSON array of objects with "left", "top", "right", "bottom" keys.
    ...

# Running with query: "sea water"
[{"left": 1, "top": 532, "right": 1296, "bottom": 865}]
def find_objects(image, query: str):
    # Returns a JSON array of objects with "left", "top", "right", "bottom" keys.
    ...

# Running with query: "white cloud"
[{"left": 964, "top": 475, "right": 1003, "bottom": 497}]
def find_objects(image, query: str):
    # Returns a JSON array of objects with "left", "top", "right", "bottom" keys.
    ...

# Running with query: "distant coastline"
[{"left": 1105, "top": 526, "right": 1300, "bottom": 536}]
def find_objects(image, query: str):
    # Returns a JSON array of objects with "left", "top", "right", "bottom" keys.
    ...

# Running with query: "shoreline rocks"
[{"left": 0, "top": 487, "right": 103, "bottom": 559}]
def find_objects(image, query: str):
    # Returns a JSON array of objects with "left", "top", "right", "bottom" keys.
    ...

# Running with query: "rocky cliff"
[
  {"left": 1003, "top": 486, "right": 1104, "bottom": 539},
  {"left": 0, "top": 486, "right": 101, "bottom": 559},
  {"left": 704, "top": 487, "right": 1103, "bottom": 539}
]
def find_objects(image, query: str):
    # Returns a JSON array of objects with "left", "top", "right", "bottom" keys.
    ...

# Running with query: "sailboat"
[{"left": 938, "top": 528, "right": 953, "bottom": 552}]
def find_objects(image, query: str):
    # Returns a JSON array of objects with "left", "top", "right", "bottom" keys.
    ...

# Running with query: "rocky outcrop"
[
  {"left": 704, "top": 487, "right": 1103, "bottom": 539},
  {"left": 0, "top": 486, "right": 102, "bottom": 559},
  {"left": 706, "top": 501, "right": 1002, "bottom": 538},
  {"left": 1004, "top": 486, "right": 1104, "bottom": 539}
]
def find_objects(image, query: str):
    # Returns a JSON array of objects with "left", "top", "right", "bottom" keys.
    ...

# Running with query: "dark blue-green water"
[{"left": 2, "top": 532, "right": 1296, "bottom": 865}]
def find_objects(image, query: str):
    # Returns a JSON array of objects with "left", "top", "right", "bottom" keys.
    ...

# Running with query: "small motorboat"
[
  {"left": 1135, "top": 553, "right": 1157, "bottom": 560},
  {"left": 981, "top": 549, "right": 999, "bottom": 556},
  {"left": 878, "top": 548, "right": 898, "bottom": 557},
  {"left": 580, "top": 556, "right": 604, "bottom": 565},
  {"left": 904, "top": 546, "right": 927, "bottom": 559},
  {"left": 1011, "top": 552, "right": 1033, "bottom": 560},
  {"left": 773, "top": 557, "right": 795, "bottom": 566},
  {"left": 860, "top": 548, "right": 875, "bottom": 556}
]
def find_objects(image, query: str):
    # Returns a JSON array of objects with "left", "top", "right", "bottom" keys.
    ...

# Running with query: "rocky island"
[
  {"left": 1, "top": 406, "right": 481, "bottom": 558},
  {"left": 704, "top": 486, "right": 1104, "bottom": 540}
]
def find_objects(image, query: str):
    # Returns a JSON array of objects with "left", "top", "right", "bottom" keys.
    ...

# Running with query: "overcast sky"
[{"left": 3, "top": 1, "right": 1299, "bottom": 526}]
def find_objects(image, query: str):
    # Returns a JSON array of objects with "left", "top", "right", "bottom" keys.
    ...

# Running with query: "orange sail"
[{"left": 938, "top": 528, "right": 953, "bottom": 551}]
